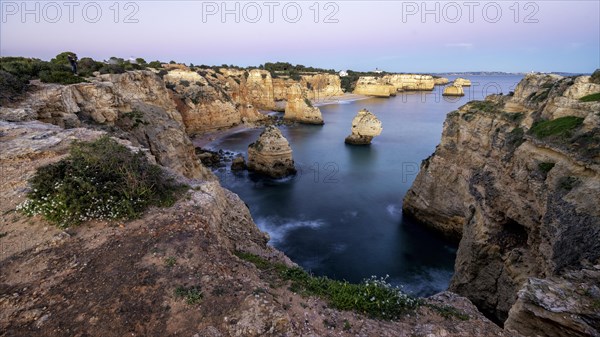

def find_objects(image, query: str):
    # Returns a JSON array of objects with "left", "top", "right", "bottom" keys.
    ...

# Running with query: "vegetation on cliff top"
[
  {"left": 234, "top": 251, "right": 421, "bottom": 320},
  {"left": 17, "top": 136, "right": 185, "bottom": 227}
]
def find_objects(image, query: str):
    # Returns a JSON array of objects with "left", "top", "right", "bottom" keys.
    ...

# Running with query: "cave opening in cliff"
[{"left": 495, "top": 218, "right": 529, "bottom": 252}]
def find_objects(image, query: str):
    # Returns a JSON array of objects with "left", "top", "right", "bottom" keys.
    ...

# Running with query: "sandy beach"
[{"left": 192, "top": 93, "right": 371, "bottom": 148}]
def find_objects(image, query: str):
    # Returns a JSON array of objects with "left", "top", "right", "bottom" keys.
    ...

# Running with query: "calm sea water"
[{"left": 206, "top": 75, "right": 523, "bottom": 296}]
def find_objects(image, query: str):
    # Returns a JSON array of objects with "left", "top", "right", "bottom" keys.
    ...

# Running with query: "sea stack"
[
  {"left": 443, "top": 84, "right": 465, "bottom": 96},
  {"left": 247, "top": 126, "right": 296, "bottom": 178},
  {"left": 284, "top": 83, "right": 324, "bottom": 124},
  {"left": 453, "top": 77, "right": 472, "bottom": 86},
  {"left": 344, "top": 109, "right": 383, "bottom": 145}
]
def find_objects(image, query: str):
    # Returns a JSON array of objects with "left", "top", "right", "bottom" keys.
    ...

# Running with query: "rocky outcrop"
[
  {"left": 443, "top": 84, "right": 465, "bottom": 96},
  {"left": 344, "top": 109, "right": 383, "bottom": 145},
  {"left": 434, "top": 77, "right": 450, "bottom": 85},
  {"left": 353, "top": 77, "right": 397, "bottom": 97},
  {"left": 284, "top": 83, "right": 324, "bottom": 124},
  {"left": 3, "top": 71, "right": 207, "bottom": 179},
  {"left": 403, "top": 73, "right": 600, "bottom": 332},
  {"left": 454, "top": 78, "right": 472, "bottom": 86},
  {"left": 247, "top": 126, "right": 296, "bottom": 178}
]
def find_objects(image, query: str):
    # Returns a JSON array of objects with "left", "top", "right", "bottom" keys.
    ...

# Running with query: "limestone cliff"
[
  {"left": 2, "top": 71, "right": 207, "bottom": 179},
  {"left": 284, "top": 83, "right": 324, "bottom": 124},
  {"left": 345, "top": 109, "right": 383, "bottom": 145},
  {"left": 387, "top": 74, "right": 435, "bottom": 91},
  {"left": 301, "top": 74, "right": 344, "bottom": 100},
  {"left": 247, "top": 126, "right": 296, "bottom": 178},
  {"left": 403, "top": 73, "right": 600, "bottom": 334},
  {"left": 443, "top": 84, "right": 465, "bottom": 96},
  {"left": 354, "top": 74, "right": 435, "bottom": 97},
  {"left": 353, "top": 76, "right": 397, "bottom": 97}
]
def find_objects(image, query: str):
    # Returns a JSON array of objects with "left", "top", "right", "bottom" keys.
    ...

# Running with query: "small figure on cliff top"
[{"left": 67, "top": 54, "right": 78, "bottom": 75}]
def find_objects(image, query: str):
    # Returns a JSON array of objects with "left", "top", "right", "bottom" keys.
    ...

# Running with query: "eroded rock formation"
[
  {"left": 345, "top": 109, "right": 383, "bottom": 145},
  {"left": 284, "top": 83, "right": 324, "bottom": 124},
  {"left": 403, "top": 73, "right": 600, "bottom": 333},
  {"left": 247, "top": 126, "right": 296, "bottom": 178}
]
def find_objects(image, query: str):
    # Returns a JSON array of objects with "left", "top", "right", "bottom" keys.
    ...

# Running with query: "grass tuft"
[
  {"left": 174, "top": 286, "right": 203, "bottom": 305},
  {"left": 235, "top": 251, "right": 421, "bottom": 320},
  {"left": 579, "top": 93, "right": 600, "bottom": 102},
  {"left": 530, "top": 116, "right": 584, "bottom": 139}
]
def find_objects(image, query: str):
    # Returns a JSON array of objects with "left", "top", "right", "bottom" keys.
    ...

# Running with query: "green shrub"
[
  {"left": 558, "top": 176, "right": 580, "bottom": 191},
  {"left": 235, "top": 251, "right": 421, "bottom": 320},
  {"left": 17, "top": 136, "right": 184, "bottom": 227},
  {"left": 590, "top": 69, "right": 600, "bottom": 84},
  {"left": 39, "top": 70, "right": 87, "bottom": 85},
  {"left": 538, "top": 162, "right": 555, "bottom": 174},
  {"left": 174, "top": 285, "right": 203, "bottom": 304},
  {"left": 530, "top": 116, "right": 584, "bottom": 139},
  {"left": 579, "top": 93, "right": 600, "bottom": 102}
]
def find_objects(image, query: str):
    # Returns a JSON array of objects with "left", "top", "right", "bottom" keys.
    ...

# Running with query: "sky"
[{"left": 1, "top": 0, "right": 599, "bottom": 73}]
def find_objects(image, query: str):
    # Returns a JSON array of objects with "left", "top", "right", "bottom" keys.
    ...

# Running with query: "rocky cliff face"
[
  {"left": 163, "top": 68, "right": 265, "bottom": 134},
  {"left": 284, "top": 83, "right": 324, "bottom": 124},
  {"left": 3, "top": 71, "right": 207, "bottom": 179},
  {"left": 403, "top": 73, "right": 600, "bottom": 334},
  {"left": 345, "top": 109, "right": 383, "bottom": 145},
  {"left": 247, "top": 126, "right": 296, "bottom": 178}
]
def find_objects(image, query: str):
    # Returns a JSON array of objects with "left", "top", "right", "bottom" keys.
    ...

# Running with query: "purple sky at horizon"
[{"left": 1, "top": 1, "right": 598, "bottom": 73}]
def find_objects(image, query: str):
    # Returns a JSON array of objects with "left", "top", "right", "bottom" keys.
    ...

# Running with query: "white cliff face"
[
  {"left": 284, "top": 83, "right": 324, "bottom": 124},
  {"left": 247, "top": 126, "right": 296, "bottom": 178},
  {"left": 344, "top": 109, "right": 383, "bottom": 145}
]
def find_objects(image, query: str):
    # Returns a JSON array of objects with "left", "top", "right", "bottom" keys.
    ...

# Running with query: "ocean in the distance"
[{"left": 206, "top": 75, "right": 524, "bottom": 296}]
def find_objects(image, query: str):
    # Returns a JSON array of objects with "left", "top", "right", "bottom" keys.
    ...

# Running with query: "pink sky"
[{"left": 2, "top": 1, "right": 598, "bottom": 72}]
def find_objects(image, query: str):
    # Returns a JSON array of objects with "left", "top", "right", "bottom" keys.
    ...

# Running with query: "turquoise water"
[{"left": 207, "top": 75, "right": 523, "bottom": 296}]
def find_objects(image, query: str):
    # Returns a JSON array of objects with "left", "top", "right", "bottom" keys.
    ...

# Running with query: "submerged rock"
[
  {"left": 231, "top": 155, "right": 246, "bottom": 171},
  {"left": 345, "top": 109, "right": 383, "bottom": 145},
  {"left": 247, "top": 126, "right": 296, "bottom": 178}
]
